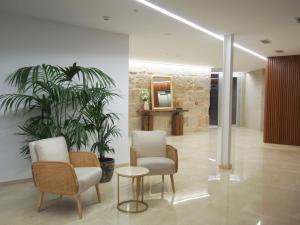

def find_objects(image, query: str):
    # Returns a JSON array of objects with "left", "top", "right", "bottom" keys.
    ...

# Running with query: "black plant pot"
[{"left": 99, "top": 157, "right": 115, "bottom": 183}]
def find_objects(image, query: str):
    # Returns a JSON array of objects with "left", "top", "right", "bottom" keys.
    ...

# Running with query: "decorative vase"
[
  {"left": 99, "top": 157, "right": 115, "bottom": 183},
  {"left": 175, "top": 98, "right": 183, "bottom": 109},
  {"left": 143, "top": 101, "right": 149, "bottom": 110}
]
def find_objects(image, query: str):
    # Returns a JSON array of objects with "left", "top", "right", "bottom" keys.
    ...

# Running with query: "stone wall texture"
[{"left": 129, "top": 72, "right": 210, "bottom": 134}]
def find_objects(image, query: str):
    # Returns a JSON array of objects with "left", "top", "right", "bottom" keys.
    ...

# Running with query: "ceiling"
[{"left": 0, "top": 0, "right": 300, "bottom": 71}]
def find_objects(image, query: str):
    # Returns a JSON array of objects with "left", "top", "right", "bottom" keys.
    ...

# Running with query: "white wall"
[
  {"left": 0, "top": 14, "right": 129, "bottom": 182},
  {"left": 240, "top": 69, "right": 265, "bottom": 130}
]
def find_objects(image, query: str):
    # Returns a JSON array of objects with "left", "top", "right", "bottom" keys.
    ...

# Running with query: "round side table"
[{"left": 115, "top": 166, "right": 149, "bottom": 213}]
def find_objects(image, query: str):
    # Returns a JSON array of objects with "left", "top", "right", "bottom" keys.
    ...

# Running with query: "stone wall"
[{"left": 129, "top": 72, "right": 210, "bottom": 134}]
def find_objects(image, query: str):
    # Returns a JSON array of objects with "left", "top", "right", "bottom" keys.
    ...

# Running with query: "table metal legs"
[
  {"left": 141, "top": 176, "right": 144, "bottom": 202},
  {"left": 117, "top": 175, "right": 148, "bottom": 213},
  {"left": 117, "top": 175, "right": 120, "bottom": 205}
]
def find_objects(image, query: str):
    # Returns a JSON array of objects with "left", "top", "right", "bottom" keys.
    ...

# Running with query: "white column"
[{"left": 220, "top": 34, "right": 234, "bottom": 169}]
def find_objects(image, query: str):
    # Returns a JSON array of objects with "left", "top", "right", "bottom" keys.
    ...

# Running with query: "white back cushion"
[
  {"left": 29, "top": 141, "right": 38, "bottom": 163},
  {"left": 34, "top": 136, "right": 70, "bottom": 163},
  {"left": 132, "top": 131, "right": 166, "bottom": 157}
]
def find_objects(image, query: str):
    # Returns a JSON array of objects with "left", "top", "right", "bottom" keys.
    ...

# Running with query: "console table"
[{"left": 136, "top": 109, "right": 188, "bottom": 136}]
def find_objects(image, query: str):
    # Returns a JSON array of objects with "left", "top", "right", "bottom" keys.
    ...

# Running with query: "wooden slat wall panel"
[{"left": 264, "top": 55, "right": 300, "bottom": 146}]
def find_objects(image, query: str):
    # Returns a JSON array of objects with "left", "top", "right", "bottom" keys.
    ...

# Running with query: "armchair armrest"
[
  {"left": 130, "top": 147, "right": 137, "bottom": 166},
  {"left": 69, "top": 152, "right": 100, "bottom": 168},
  {"left": 166, "top": 145, "right": 178, "bottom": 173},
  {"left": 32, "top": 161, "right": 78, "bottom": 195}
]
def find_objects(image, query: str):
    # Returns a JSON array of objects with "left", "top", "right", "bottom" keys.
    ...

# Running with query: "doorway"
[
  {"left": 209, "top": 74, "right": 219, "bottom": 126},
  {"left": 232, "top": 77, "right": 237, "bottom": 125},
  {"left": 209, "top": 74, "right": 239, "bottom": 126}
]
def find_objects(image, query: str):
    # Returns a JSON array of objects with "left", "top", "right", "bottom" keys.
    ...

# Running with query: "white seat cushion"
[
  {"left": 34, "top": 137, "right": 70, "bottom": 163},
  {"left": 74, "top": 167, "right": 102, "bottom": 192},
  {"left": 137, "top": 157, "right": 175, "bottom": 175},
  {"left": 132, "top": 131, "right": 166, "bottom": 158}
]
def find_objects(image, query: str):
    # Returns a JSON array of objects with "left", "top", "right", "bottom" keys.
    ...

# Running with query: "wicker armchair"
[
  {"left": 29, "top": 137, "right": 102, "bottom": 219},
  {"left": 130, "top": 131, "right": 178, "bottom": 193}
]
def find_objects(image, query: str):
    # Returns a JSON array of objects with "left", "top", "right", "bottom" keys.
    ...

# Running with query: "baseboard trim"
[
  {"left": 219, "top": 164, "right": 232, "bottom": 170},
  {"left": 0, "top": 178, "right": 32, "bottom": 186}
]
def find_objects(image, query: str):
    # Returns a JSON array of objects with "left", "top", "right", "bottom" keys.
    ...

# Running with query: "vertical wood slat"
[{"left": 264, "top": 55, "right": 300, "bottom": 146}]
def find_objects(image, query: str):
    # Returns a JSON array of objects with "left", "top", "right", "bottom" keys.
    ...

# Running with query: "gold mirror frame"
[{"left": 151, "top": 75, "right": 173, "bottom": 111}]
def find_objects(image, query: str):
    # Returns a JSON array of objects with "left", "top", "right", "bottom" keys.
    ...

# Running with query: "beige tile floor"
[{"left": 1, "top": 127, "right": 300, "bottom": 225}]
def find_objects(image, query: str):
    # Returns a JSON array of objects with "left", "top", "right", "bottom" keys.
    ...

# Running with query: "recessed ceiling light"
[
  {"left": 102, "top": 16, "right": 111, "bottom": 21},
  {"left": 296, "top": 17, "right": 300, "bottom": 23},
  {"left": 134, "top": 0, "right": 267, "bottom": 61},
  {"left": 275, "top": 50, "right": 284, "bottom": 53},
  {"left": 260, "top": 39, "right": 271, "bottom": 44}
]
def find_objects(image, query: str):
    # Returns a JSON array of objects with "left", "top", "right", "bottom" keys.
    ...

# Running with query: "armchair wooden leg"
[
  {"left": 170, "top": 174, "right": 175, "bottom": 193},
  {"left": 161, "top": 175, "right": 165, "bottom": 194},
  {"left": 37, "top": 191, "right": 44, "bottom": 212},
  {"left": 95, "top": 184, "right": 101, "bottom": 202},
  {"left": 76, "top": 195, "right": 83, "bottom": 219}
]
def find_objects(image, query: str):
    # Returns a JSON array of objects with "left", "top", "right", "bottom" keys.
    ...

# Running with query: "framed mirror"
[{"left": 151, "top": 75, "right": 173, "bottom": 111}]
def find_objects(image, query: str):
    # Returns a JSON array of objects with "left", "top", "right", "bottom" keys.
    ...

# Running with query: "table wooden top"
[{"left": 115, "top": 166, "right": 149, "bottom": 177}]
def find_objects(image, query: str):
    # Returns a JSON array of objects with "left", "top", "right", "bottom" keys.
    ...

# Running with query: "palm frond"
[
  {"left": 59, "top": 63, "right": 80, "bottom": 82},
  {"left": 63, "top": 117, "right": 88, "bottom": 150},
  {"left": 6, "top": 66, "right": 39, "bottom": 91},
  {"left": 0, "top": 94, "right": 38, "bottom": 114},
  {"left": 78, "top": 66, "right": 115, "bottom": 88},
  {"left": 18, "top": 116, "right": 58, "bottom": 156}
]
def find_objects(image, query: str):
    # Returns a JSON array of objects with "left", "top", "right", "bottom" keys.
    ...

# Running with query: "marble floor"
[{"left": 1, "top": 127, "right": 300, "bottom": 225}]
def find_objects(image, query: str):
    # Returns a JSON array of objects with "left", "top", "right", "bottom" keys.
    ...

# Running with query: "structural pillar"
[{"left": 220, "top": 34, "right": 234, "bottom": 169}]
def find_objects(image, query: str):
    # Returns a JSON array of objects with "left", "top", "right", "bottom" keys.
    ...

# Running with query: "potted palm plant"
[
  {"left": 0, "top": 63, "right": 121, "bottom": 183},
  {"left": 0, "top": 63, "right": 115, "bottom": 156},
  {"left": 82, "top": 87, "right": 121, "bottom": 183}
]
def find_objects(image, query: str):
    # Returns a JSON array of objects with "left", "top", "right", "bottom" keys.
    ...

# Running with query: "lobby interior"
[{"left": 0, "top": 1, "right": 300, "bottom": 225}]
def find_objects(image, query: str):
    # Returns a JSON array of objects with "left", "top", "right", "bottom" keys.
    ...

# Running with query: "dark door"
[
  {"left": 209, "top": 74, "right": 219, "bottom": 125},
  {"left": 209, "top": 75, "right": 238, "bottom": 126},
  {"left": 232, "top": 77, "right": 237, "bottom": 125}
]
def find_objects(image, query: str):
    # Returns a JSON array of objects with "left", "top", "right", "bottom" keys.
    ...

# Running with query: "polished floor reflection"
[{"left": 1, "top": 127, "right": 300, "bottom": 225}]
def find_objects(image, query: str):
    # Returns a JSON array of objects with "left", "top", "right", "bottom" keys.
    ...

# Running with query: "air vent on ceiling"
[
  {"left": 260, "top": 39, "right": 271, "bottom": 44},
  {"left": 275, "top": 50, "right": 284, "bottom": 53},
  {"left": 296, "top": 17, "right": 300, "bottom": 23}
]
